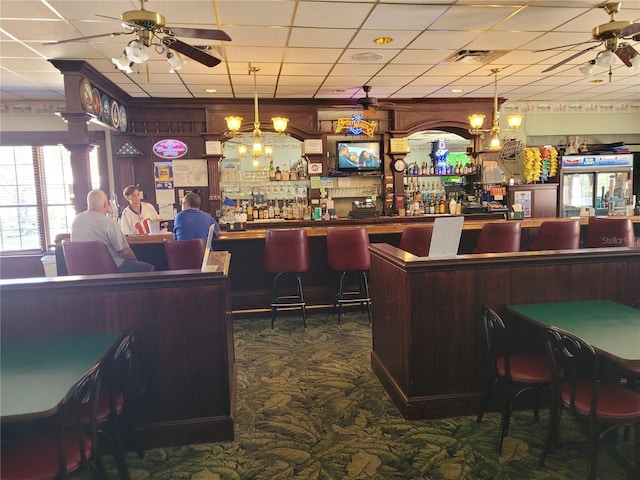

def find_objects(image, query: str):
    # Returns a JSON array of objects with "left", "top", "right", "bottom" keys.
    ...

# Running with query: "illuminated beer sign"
[{"left": 335, "top": 115, "right": 378, "bottom": 137}]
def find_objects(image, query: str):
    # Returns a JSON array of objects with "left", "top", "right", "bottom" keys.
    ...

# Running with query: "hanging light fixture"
[
  {"left": 507, "top": 114, "right": 523, "bottom": 129},
  {"left": 111, "top": 32, "right": 189, "bottom": 74},
  {"left": 224, "top": 64, "right": 289, "bottom": 157},
  {"left": 468, "top": 68, "right": 503, "bottom": 150}
]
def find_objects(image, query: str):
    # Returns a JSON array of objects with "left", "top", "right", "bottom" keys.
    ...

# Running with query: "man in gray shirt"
[{"left": 71, "top": 189, "right": 154, "bottom": 273}]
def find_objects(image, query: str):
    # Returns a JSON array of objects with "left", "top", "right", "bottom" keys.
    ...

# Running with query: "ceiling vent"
[{"left": 446, "top": 50, "right": 507, "bottom": 64}]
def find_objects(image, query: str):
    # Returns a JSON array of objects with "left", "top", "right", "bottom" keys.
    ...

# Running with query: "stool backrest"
[
  {"left": 586, "top": 216, "right": 635, "bottom": 248},
  {"left": 532, "top": 220, "right": 580, "bottom": 250},
  {"left": 264, "top": 229, "right": 309, "bottom": 273},
  {"left": 327, "top": 228, "right": 370, "bottom": 271},
  {"left": 164, "top": 238, "right": 206, "bottom": 270},
  {"left": 399, "top": 225, "right": 434, "bottom": 257},
  {"left": 473, "top": 221, "right": 521, "bottom": 254},
  {"left": 62, "top": 240, "right": 119, "bottom": 275}
]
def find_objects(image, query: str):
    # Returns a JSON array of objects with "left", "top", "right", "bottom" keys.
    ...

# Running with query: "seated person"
[
  {"left": 71, "top": 189, "right": 154, "bottom": 272},
  {"left": 338, "top": 145, "right": 359, "bottom": 168},
  {"left": 120, "top": 184, "right": 159, "bottom": 235},
  {"left": 174, "top": 192, "right": 221, "bottom": 241},
  {"left": 359, "top": 150, "right": 379, "bottom": 167}
]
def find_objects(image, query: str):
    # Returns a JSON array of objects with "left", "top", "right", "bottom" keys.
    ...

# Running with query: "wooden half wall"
[
  {"left": 1, "top": 265, "right": 235, "bottom": 449},
  {"left": 368, "top": 244, "right": 640, "bottom": 420}
]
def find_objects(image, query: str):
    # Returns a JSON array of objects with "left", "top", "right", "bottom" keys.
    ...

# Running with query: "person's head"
[
  {"left": 123, "top": 185, "right": 142, "bottom": 204},
  {"left": 87, "top": 189, "right": 109, "bottom": 214},
  {"left": 359, "top": 150, "right": 370, "bottom": 160},
  {"left": 339, "top": 145, "right": 349, "bottom": 157},
  {"left": 182, "top": 192, "right": 201, "bottom": 210}
]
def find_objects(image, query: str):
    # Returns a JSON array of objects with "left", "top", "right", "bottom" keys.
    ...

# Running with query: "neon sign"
[{"left": 335, "top": 115, "right": 378, "bottom": 137}]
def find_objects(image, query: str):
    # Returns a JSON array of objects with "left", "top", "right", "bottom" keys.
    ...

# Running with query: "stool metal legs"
[
  {"left": 333, "top": 270, "right": 371, "bottom": 325},
  {"left": 271, "top": 272, "right": 307, "bottom": 329}
]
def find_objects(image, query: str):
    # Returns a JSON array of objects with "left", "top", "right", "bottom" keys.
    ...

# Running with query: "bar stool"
[
  {"left": 326, "top": 228, "right": 372, "bottom": 325},
  {"left": 586, "top": 216, "right": 636, "bottom": 248},
  {"left": 264, "top": 229, "right": 309, "bottom": 329},
  {"left": 473, "top": 221, "right": 521, "bottom": 254},
  {"left": 399, "top": 225, "right": 434, "bottom": 257},
  {"left": 531, "top": 219, "right": 580, "bottom": 250}
]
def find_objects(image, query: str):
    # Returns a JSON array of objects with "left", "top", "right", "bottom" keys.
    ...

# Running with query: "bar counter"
[{"left": 57, "top": 215, "right": 640, "bottom": 312}]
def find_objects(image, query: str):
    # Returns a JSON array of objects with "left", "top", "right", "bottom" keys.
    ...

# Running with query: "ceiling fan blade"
[
  {"left": 163, "top": 38, "right": 221, "bottom": 67},
  {"left": 541, "top": 44, "right": 602, "bottom": 73},
  {"left": 166, "top": 27, "right": 231, "bottom": 42},
  {"left": 43, "top": 31, "right": 133, "bottom": 45},
  {"left": 620, "top": 22, "right": 640, "bottom": 37},
  {"left": 615, "top": 43, "right": 638, "bottom": 67},
  {"left": 534, "top": 39, "right": 600, "bottom": 53}
]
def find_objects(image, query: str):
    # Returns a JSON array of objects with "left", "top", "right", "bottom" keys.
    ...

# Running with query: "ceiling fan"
[
  {"left": 44, "top": 0, "right": 230, "bottom": 69},
  {"left": 538, "top": 2, "right": 640, "bottom": 74},
  {"left": 331, "top": 85, "right": 400, "bottom": 112}
]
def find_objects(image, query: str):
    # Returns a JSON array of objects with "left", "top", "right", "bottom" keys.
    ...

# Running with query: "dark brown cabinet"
[{"left": 508, "top": 183, "right": 558, "bottom": 218}]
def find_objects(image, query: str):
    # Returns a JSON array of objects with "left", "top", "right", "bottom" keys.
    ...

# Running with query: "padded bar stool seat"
[
  {"left": 399, "top": 225, "right": 434, "bottom": 257},
  {"left": 473, "top": 221, "right": 521, "bottom": 254},
  {"left": 264, "top": 229, "right": 309, "bottom": 329},
  {"left": 532, "top": 219, "right": 580, "bottom": 250},
  {"left": 326, "top": 228, "right": 372, "bottom": 325}
]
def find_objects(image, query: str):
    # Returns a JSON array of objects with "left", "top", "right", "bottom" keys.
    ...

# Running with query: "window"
[{"left": 0, "top": 145, "right": 101, "bottom": 252}]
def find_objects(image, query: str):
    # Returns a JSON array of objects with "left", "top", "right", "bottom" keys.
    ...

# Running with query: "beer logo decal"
[{"left": 153, "top": 139, "right": 188, "bottom": 159}]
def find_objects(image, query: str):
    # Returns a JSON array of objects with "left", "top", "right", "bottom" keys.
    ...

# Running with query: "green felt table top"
[
  {"left": 507, "top": 300, "right": 640, "bottom": 362},
  {"left": 1, "top": 333, "right": 122, "bottom": 423}
]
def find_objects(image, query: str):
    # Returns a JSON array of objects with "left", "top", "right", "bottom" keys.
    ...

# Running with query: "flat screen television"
[{"left": 336, "top": 140, "right": 382, "bottom": 172}]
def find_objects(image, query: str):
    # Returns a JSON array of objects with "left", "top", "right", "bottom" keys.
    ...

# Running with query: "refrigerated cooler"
[{"left": 559, "top": 154, "right": 633, "bottom": 217}]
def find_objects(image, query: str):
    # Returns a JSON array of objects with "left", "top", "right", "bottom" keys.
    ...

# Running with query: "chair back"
[
  {"left": 473, "top": 221, "right": 521, "bottom": 254},
  {"left": 164, "top": 238, "right": 206, "bottom": 270},
  {"left": 532, "top": 220, "right": 580, "bottom": 250},
  {"left": 264, "top": 229, "right": 309, "bottom": 274},
  {"left": 62, "top": 240, "right": 119, "bottom": 275},
  {"left": 586, "top": 216, "right": 635, "bottom": 248},
  {"left": 399, "top": 225, "right": 434, "bottom": 257},
  {"left": 543, "top": 327, "right": 599, "bottom": 417},
  {"left": 327, "top": 228, "right": 371, "bottom": 271},
  {"left": 481, "top": 305, "right": 510, "bottom": 378}
]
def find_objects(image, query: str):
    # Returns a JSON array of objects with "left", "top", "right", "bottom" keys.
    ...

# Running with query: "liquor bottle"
[
  {"left": 439, "top": 197, "right": 445, "bottom": 214},
  {"left": 275, "top": 167, "right": 282, "bottom": 181},
  {"left": 449, "top": 195, "right": 457, "bottom": 215},
  {"left": 247, "top": 202, "right": 253, "bottom": 221}
]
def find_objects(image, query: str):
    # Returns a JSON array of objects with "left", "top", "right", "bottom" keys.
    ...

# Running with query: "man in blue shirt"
[{"left": 173, "top": 192, "right": 220, "bottom": 241}]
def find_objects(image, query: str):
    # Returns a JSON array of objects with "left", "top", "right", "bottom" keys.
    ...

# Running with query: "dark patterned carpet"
[{"left": 82, "top": 312, "right": 635, "bottom": 479}]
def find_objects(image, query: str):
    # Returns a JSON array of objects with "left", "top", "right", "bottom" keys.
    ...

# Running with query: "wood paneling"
[
  {"left": 369, "top": 244, "right": 640, "bottom": 420},
  {"left": 0, "top": 268, "right": 235, "bottom": 448}
]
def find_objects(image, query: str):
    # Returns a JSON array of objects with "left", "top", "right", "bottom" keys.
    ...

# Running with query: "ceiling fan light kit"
[
  {"left": 579, "top": 60, "right": 597, "bottom": 76},
  {"left": 537, "top": 2, "right": 639, "bottom": 79},
  {"left": 596, "top": 49, "right": 616, "bottom": 67}
]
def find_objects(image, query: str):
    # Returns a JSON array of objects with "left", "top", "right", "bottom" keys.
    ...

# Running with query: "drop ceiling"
[{"left": 0, "top": 0, "right": 638, "bottom": 104}]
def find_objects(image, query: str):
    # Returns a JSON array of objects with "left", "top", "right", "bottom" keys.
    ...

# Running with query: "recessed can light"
[
  {"left": 374, "top": 37, "right": 393, "bottom": 45},
  {"left": 589, "top": 79, "right": 603, "bottom": 84},
  {"left": 352, "top": 52, "right": 384, "bottom": 62},
  {"left": 204, "top": 88, "right": 218, "bottom": 93},
  {"left": 451, "top": 88, "right": 464, "bottom": 93}
]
